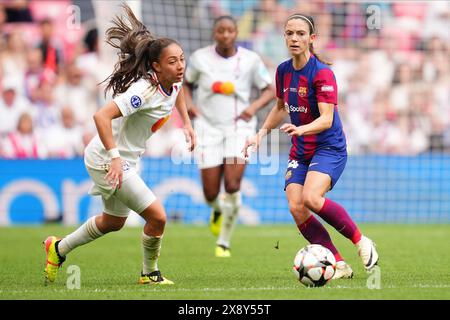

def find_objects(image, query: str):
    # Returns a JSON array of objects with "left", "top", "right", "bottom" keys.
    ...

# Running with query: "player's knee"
[
  {"left": 106, "top": 220, "right": 126, "bottom": 232},
  {"left": 204, "top": 188, "right": 220, "bottom": 202},
  {"left": 152, "top": 214, "right": 166, "bottom": 230},
  {"left": 302, "top": 191, "right": 322, "bottom": 212},
  {"left": 288, "top": 201, "right": 306, "bottom": 217},
  {"left": 224, "top": 180, "right": 241, "bottom": 194}
]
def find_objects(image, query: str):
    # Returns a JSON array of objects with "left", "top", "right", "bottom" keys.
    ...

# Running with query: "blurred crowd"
[
  {"left": 0, "top": 0, "right": 449, "bottom": 159},
  {"left": 210, "top": 0, "right": 449, "bottom": 155},
  {"left": 0, "top": 0, "right": 102, "bottom": 159}
]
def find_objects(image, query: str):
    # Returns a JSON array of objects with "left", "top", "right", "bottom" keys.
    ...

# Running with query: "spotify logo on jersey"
[{"left": 284, "top": 103, "right": 307, "bottom": 114}]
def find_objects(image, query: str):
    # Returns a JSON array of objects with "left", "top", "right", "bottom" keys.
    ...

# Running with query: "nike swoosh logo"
[
  {"left": 309, "top": 163, "right": 319, "bottom": 167},
  {"left": 366, "top": 247, "right": 373, "bottom": 268},
  {"left": 283, "top": 88, "right": 289, "bottom": 92}
]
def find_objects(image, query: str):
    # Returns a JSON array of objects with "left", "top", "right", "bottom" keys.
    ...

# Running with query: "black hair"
[
  {"left": 213, "top": 15, "right": 237, "bottom": 28},
  {"left": 84, "top": 28, "right": 98, "bottom": 53}
]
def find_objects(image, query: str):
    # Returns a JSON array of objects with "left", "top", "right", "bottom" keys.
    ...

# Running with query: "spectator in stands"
[
  {"left": 0, "top": 76, "right": 30, "bottom": 135},
  {"left": 342, "top": 2, "right": 366, "bottom": 45},
  {"left": 325, "top": 0, "right": 348, "bottom": 48},
  {"left": 362, "top": 31, "right": 396, "bottom": 93},
  {"left": 24, "top": 47, "right": 46, "bottom": 103},
  {"left": 253, "top": 0, "right": 290, "bottom": 72},
  {"left": 3, "top": 0, "right": 33, "bottom": 23},
  {"left": 422, "top": 36, "right": 448, "bottom": 83},
  {"left": 0, "top": 30, "right": 28, "bottom": 95},
  {"left": 390, "top": 63, "right": 415, "bottom": 115},
  {"left": 408, "top": 88, "right": 432, "bottom": 154},
  {"left": 341, "top": 61, "right": 375, "bottom": 154},
  {"left": 428, "top": 60, "right": 450, "bottom": 152},
  {"left": 54, "top": 62, "right": 97, "bottom": 129},
  {"left": 75, "top": 28, "right": 99, "bottom": 77},
  {"left": 370, "top": 93, "right": 405, "bottom": 154},
  {"left": 44, "top": 106, "right": 84, "bottom": 158},
  {"left": 423, "top": 1, "right": 450, "bottom": 41},
  {"left": 75, "top": 27, "right": 109, "bottom": 107},
  {"left": 1, "top": 111, "right": 46, "bottom": 158},
  {"left": 32, "top": 80, "right": 60, "bottom": 132},
  {"left": 0, "top": 4, "right": 7, "bottom": 49},
  {"left": 36, "top": 18, "right": 63, "bottom": 74},
  {"left": 208, "top": 0, "right": 258, "bottom": 19}
]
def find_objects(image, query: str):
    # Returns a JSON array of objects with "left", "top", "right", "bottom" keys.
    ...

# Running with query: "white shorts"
[
  {"left": 194, "top": 118, "right": 255, "bottom": 169},
  {"left": 86, "top": 165, "right": 156, "bottom": 217}
]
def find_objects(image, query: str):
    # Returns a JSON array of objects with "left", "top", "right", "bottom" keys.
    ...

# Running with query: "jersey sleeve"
[
  {"left": 252, "top": 54, "right": 272, "bottom": 90},
  {"left": 184, "top": 51, "right": 200, "bottom": 84},
  {"left": 113, "top": 80, "right": 154, "bottom": 117},
  {"left": 275, "top": 65, "right": 283, "bottom": 99},
  {"left": 313, "top": 69, "right": 338, "bottom": 104}
]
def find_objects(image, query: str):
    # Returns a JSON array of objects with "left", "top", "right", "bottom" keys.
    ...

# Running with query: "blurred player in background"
[
  {"left": 243, "top": 14, "right": 379, "bottom": 278},
  {"left": 183, "top": 15, "right": 275, "bottom": 258},
  {"left": 43, "top": 4, "right": 195, "bottom": 285}
]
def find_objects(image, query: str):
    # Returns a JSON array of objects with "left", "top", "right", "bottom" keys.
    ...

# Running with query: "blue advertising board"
[{"left": 0, "top": 155, "right": 449, "bottom": 225}]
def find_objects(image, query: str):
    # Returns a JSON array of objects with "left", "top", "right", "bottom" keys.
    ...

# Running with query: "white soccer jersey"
[
  {"left": 84, "top": 74, "right": 182, "bottom": 169},
  {"left": 185, "top": 45, "right": 272, "bottom": 129}
]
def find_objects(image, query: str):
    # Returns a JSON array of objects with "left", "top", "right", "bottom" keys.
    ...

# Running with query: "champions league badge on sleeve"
[{"left": 130, "top": 95, "right": 142, "bottom": 108}]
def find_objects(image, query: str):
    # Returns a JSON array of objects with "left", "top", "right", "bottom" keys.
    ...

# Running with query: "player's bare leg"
[
  {"left": 201, "top": 166, "right": 224, "bottom": 236},
  {"left": 214, "top": 159, "right": 245, "bottom": 257}
]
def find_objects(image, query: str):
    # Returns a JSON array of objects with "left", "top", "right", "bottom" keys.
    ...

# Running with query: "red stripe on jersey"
[
  {"left": 298, "top": 75, "right": 316, "bottom": 159},
  {"left": 303, "top": 135, "right": 316, "bottom": 160},
  {"left": 283, "top": 72, "right": 299, "bottom": 157},
  {"left": 151, "top": 115, "right": 170, "bottom": 132},
  {"left": 283, "top": 72, "right": 293, "bottom": 102},
  {"left": 275, "top": 70, "right": 281, "bottom": 98}
]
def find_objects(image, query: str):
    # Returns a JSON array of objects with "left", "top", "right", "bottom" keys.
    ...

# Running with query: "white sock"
[
  {"left": 142, "top": 232, "right": 163, "bottom": 274},
  {"left": 217, "top": 191, "right": 241, "bottom": 248},
  {"left": 206, "top": 196, "right": 222, "bottom": 212},
  {"left": 58, "top": 216, "right": 104, "bottom": 257}
]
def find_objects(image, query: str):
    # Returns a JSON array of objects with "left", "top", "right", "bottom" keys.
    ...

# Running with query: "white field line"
[{"left": 0, "top": 284, "right": 449, "bottom": 294}]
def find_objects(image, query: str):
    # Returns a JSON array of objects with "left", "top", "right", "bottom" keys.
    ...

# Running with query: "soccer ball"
[{"left": 292, "top": 244, "right": 336, "bottom": 287}]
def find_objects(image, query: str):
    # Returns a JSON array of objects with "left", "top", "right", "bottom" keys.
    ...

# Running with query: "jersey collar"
[{"left": 148, "top": 69, "right": 174, "bottom": 97}]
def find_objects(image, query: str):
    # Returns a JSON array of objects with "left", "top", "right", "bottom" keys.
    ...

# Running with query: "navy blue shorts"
[{"left": 284, "top": 149, "right": 347, "bottom": 190}]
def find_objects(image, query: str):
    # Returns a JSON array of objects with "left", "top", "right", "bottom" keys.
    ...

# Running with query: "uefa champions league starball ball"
[{"left": 292, "top": 244, "right": 337, "bottom": 287}]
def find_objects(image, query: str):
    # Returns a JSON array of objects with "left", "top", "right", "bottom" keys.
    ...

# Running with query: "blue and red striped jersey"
[{"left": 276, "top": 54, "right": 347, "bottom": 161}]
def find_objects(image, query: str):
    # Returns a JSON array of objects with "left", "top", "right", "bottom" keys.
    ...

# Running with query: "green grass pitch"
[{"left": 0, "top": 224, "right": 449, "bottom": 300}]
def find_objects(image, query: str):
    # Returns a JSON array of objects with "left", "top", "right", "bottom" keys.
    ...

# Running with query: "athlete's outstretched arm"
[
  {"left": 182, "top": 82, "right": 200, "bottom": 119},
  {"left": 93, "top": 101, "right": 124, "bottom": 188},
  {"left": 280, "top": 102, "right": 334, "bottom": 137},
  {"left": 259, "top": 97, "right": 289, "bottom": 134},
  {"left": 175, "top": 86, "right": 196, "bottom": 151},
  {"left": 237, "top": 84, "right": 276, "bottom": 122},
  {"left": 242, "top": 98, "right": 287, "bottom": 157}
]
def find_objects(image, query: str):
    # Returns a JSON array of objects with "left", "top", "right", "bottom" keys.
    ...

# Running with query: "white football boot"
[
  {"left": 356, "top": 235, "right": 379, "bottom": 271},
  {"left": 332, "top": 261, "right": 354, "bottom": 279}
]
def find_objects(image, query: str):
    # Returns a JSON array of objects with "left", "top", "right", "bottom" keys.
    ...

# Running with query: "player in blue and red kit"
[{"left": 243, "top": 14, "right": 379, "bottom": 279}]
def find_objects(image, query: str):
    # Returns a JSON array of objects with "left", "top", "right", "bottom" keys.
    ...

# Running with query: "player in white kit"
[
  {"left": 184, "top": 16, "right": 275, "bottom": 257},
  {"left": 43, "top": 4, "right": 195, "bottom": 285}
]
